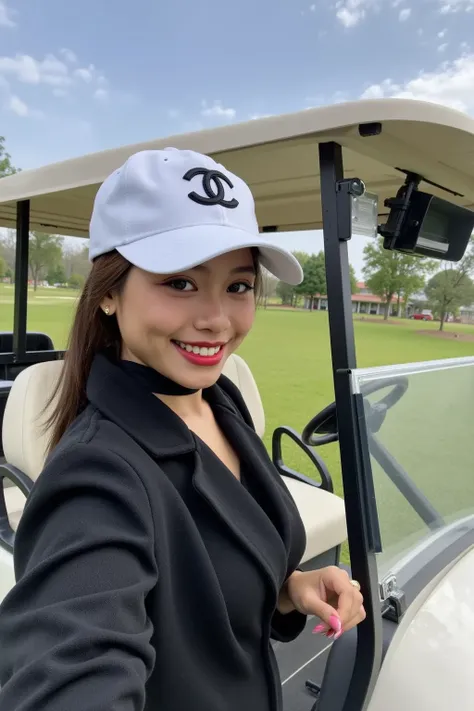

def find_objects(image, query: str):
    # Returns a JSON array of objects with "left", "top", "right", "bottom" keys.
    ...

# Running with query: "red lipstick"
[{"left": 172, "top": 341, "right": 225, "bottom": 367}]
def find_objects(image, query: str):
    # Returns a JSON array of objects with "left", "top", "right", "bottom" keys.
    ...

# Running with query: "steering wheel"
[{"left": 301, "top": 376, "right": 409, "bottom": 447}]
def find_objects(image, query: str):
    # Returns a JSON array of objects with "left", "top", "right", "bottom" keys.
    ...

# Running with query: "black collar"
[
  {"left": 119, "top": 359, "right": 199, "bottom": 395},
  {"left": 86, "top": 353, "right": 240, "bottom": 460}
]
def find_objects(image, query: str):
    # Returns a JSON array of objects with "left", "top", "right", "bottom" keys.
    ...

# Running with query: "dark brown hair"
[{"left": 46, "top": 248, "right": 262, "bottom": 452}]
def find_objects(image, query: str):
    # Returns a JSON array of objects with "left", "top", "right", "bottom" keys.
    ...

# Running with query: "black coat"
[{"left": 0, "top": 354, "right": 307, "bottom": 711}]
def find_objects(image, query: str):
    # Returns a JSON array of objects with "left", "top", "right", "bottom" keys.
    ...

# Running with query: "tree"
[
  {"left": 276, "top": 280, "right": 295, "bottom": 306},
  {"left": 0, "top": 230, "right": 16, "bottom": 274},
  {"left": 295, "top": 251, "right": 326, "bottom": 310},
  {"left": 275, "top": 251, "right": 311, "bottom": 307},
  {"left": 68, "top": 273, "right": 85, "bottom": 290},
  {"left": 0, "top": 136, "right": 18, "bottom": 178},
  {"left": 349, "top": 265, "right": 358, "bottom": 295},
  {"left": 292, "top": 251, "right": 310, "bottom": 270},
  {"left": 259, "top": 268, "right": 278, "bottom": 308},
  {"left": 46, "top": 265, "right": 67, "bottom": 285},
  {"left": 425, "top": 269, "right": 474, "bottom": 330},
  {"left": 425, "top": 239, "right": 474, "bottom": 330},
  {"left": 363, "top": 238, "right": 434, "bottom": 320},
  {"left": 0, "top": 255, "right": 5, "bottom": 279},
  {"left": 28, "top": 232, "right": 63, "bottom": 290},
  {"left": 62, "top": 243, "right": 91, "bottom": 280}
]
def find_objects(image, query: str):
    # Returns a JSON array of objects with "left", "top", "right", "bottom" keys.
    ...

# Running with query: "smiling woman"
[{"left": 0, "top": 146, "right": 365, "bottom": 711}]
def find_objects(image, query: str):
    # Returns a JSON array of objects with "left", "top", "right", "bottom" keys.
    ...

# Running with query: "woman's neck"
[{"left": 156, "top": 390, "right": 207, "bottom": 420}]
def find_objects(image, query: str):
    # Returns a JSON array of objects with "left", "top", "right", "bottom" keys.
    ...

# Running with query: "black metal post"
[
  {"left": 319, "top": 142, "right": 383, "bottom": 711},
  {"left": 368, "top": 434, "right": 444, "bottom": 531},
  {"left": 13, "top": 200, "right": 30, "bottom": 360}
]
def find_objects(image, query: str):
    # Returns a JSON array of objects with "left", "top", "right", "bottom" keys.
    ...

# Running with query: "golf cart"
[{"left": 1, "top": 98, "right": 474, "bottom": 711}]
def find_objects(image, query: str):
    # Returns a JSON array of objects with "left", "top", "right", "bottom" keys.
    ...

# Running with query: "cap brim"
[{"left": 116, "top": 224, "right": 304, "bottom": 285}]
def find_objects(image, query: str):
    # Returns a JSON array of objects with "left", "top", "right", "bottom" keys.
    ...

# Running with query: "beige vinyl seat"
[{"left": 2, "top": 354, "right": 346, "bottom": 564}]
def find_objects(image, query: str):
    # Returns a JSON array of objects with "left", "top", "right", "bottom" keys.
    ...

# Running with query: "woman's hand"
[{"left": 278, "top": 567, "right": 366, "bottom": 639}]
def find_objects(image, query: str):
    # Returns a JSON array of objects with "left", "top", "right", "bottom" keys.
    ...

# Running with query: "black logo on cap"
[{"left": 183, "top": 167, "right": 239, "bottom": 208}]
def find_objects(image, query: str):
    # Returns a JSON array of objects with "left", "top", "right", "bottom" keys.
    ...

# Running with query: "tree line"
[
  {"left": 1, "top": 136, "right": 90, "bottom": 290},
  {"left": 361, "top": 237, "right": 474, "bottom": 330},
  {"left": 2, "top": 135, "right": 474, "bottom": 329},
  {"left": 264, "top": 239, "right": 474, "bottom": 332}
]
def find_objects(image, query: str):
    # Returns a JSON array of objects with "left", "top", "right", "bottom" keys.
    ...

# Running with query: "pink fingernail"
[
  {"left": 329, "top": 615, "right": 342, "bottom": 633},
  {"left": 312, "top": 623, "right": 326, "bottom": 634},
  {"left": 333, "top": 629, "right": 343, "bottom": 641}
]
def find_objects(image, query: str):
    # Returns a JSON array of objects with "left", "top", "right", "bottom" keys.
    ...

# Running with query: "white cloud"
[
  {"left": 438, "top": 42, "right": 448, "bottom": 51},
  {"left": 0, "top": 53, "right": 71, "bottom": 86},
  {"left": 74, "top": 66, "right": 94, "bottom": 83},
  {"left": 0, "top": 53, "right": 108, "bottom": 93},
  {"left": 249, "top": 112, "right": 273, "bottom": 120},
  {"left": 8, "top": 94, "right": 28, "bottom": 115},
  {"left": 0, "top": 51, "right": 111, "bottom": 114},
  {"left": 201, "top": 100, "right": 236, "bottom": 119},
  {"left": 334, "top": 0, "right": 378, "bottom": 27},
  {"left": 439, "top": 0, "right": 474, "bottom": 13},
  {"left": 0, "top": 0, "right": 15, "bottom": 27},
  {"left": 94, "top": 88, "right": 108, "bottom": 101},
  {"left": 333, "top": 0, "right": 474, "bottom": 26},
  {"left": 6, "top": 94, "right": 43, "bottom": 118},
  {"left": 360, "top": 52, "right": 474, "bottom": 114},
  {"left": 59, "top": 48, "right": 77, "bottom": 63},
  {"left": 438, "top": 28, "right": 447, "bottom": 38}
]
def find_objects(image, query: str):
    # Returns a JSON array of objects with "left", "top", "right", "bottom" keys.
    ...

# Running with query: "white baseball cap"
[{"left": 89, "top": 147, "right": 303, "bottom": 285}]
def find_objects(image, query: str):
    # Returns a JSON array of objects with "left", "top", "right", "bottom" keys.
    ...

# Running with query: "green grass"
[
  {"left": 2, "top": 284, "right": 474, "bottom": 566},
  {"left": 0, "top": 283, "right": 79, "bottom": 348}
]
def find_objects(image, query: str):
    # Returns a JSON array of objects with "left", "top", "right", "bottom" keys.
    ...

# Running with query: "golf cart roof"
[{"left": 1, "top": 98, "right": 474, "bottom": 237}]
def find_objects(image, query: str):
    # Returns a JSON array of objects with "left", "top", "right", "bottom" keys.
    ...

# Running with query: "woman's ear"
[{"left": 100, "top": 299, "right": 116, "bottom": 316}]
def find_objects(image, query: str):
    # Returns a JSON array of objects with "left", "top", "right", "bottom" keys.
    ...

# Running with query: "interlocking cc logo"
[{"left": 182, "top": 167, "right": 239, "bottom": 209}]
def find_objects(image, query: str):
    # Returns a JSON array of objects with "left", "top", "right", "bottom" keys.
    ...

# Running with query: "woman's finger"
[
  {"left": 324, "top": 573, "right": 364, "bottom": 627},
  {"left": 340, "top": 604, "right": 367, "bottom": 635}
]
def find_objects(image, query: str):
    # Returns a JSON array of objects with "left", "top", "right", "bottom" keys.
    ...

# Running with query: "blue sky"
[{"left": 1, "top": 0, "right": 474, "bottom": 275}]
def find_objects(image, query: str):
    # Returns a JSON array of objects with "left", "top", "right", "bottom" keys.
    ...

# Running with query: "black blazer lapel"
[
  {"left": 86, "top": 354, "right": 196, "bottom": 459},
  {"left": 206, "top": 384, "right": 307, "bottom": 579},
  {"left": 191, "top": 438, "right": 287, "bottom": 601}
]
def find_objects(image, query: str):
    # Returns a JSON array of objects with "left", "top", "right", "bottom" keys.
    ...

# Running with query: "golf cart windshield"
[{"left": 351, "top": 357, "right": 474, "bottom": 589}]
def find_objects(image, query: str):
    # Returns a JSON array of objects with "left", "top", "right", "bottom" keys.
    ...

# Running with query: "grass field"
[{"left": 1, "top": 283, "right": 474, "bottom": 566}]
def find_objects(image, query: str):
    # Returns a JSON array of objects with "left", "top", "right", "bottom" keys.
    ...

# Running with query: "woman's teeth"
[{"left": 175, "top": 341, "right": 222, "bottom": 357}]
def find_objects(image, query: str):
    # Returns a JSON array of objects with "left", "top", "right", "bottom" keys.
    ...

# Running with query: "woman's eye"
[
  {"left": 165, "top": 279, "right": 195, "bottom": 291},
  {"left": 228, "top": 282, "right": 254, "bottom": 294}
]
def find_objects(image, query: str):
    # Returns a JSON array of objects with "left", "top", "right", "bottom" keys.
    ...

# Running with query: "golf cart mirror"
[
  {"left": 351, "top": 190, "right": 379, "bottom": 238},
  {"left": 336, "top": 178, "right": 378, "bottom": 240},
  {"left": 379, "top": 172, "right": 474, "bottom": 261}
]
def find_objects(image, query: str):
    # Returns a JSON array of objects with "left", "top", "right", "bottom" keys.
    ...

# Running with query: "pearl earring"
[{"left": 104, "top": 306, "right": 110, "bottom": 315}]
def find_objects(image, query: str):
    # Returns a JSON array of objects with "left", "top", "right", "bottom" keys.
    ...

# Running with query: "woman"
[{"left": 0, "top": 147, "right": 365, "bottom": 711}]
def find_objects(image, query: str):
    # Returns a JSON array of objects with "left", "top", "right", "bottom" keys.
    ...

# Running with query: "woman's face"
[{"left": 105, "top": 248, "right": 257, "bottom": 390}]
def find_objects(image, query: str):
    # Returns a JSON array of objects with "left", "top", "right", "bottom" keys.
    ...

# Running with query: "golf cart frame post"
[
  {"left": 319, "top": 140, "right": 383, "bottom": 710},
  {"left": 0, "top": 199, "right": 64, "bottom": 371}
]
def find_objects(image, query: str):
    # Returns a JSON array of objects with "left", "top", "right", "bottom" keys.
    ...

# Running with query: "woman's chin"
[{"left": 174, "top": 366, "right": 224, "bottom": 391}]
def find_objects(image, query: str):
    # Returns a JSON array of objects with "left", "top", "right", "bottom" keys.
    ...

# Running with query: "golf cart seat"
[{"left": 1, "top": 355, "right": 346, "bottom": 565}]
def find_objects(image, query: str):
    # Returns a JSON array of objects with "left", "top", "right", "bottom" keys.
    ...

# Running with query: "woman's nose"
[{"left": 193, "top": 296, "right": 232, "bottom": 333}]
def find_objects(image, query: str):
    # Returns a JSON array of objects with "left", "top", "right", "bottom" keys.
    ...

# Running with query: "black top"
[{"left": 0, "top": 354, "right": 307, "bottom": 711}]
